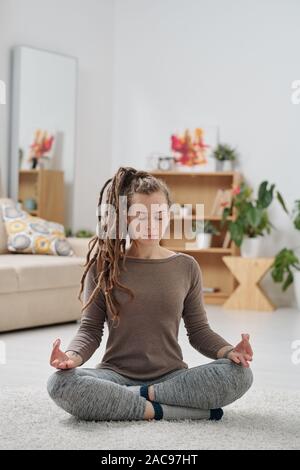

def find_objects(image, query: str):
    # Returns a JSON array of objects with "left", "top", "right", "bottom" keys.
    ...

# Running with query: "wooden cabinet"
[
  {"left": 150, "top": 170, "right": 242, "bottom": 305},
  {"left": 18, "top": 169, "right": 65, "bottom": 225}
]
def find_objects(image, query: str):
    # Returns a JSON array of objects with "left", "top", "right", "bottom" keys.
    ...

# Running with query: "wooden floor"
[{"left": 0, "top": 306, "right": 299, "bottom": 391}]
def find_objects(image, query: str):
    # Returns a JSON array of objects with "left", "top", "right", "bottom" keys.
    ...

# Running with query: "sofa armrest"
[{"left": 67, "top": 237, "right": 95, "bottom": 258}]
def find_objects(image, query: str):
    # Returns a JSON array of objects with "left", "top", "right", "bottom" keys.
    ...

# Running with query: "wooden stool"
[{"left": 222, "top": 256, "right": 276, "bottom": 311}]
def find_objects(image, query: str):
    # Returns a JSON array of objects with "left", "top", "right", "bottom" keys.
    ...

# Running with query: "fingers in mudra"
[
  {"left": 227, "top": 333, "right": 254, "bottom": 368},
  {"left": 50, "top": 338, "right": 75, "bottom": 369}
]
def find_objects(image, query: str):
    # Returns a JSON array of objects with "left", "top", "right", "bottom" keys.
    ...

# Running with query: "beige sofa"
[{"left": 0, "top": 197, "right": 93, "bottom": 332}]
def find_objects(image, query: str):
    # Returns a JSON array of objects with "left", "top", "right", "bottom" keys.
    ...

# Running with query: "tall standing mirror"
[{"left": 9, "top": 46, "right": 78, "bottom": 230}]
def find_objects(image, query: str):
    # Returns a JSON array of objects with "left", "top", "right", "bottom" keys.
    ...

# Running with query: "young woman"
[{"left": 47, "top": 166, "right": 253, "bottom": 422}]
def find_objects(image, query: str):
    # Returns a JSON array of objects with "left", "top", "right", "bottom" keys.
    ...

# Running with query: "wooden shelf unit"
[
  {"left": 150, "top": 170, "right": 243, "bottom": 304},
  {"left": 18, "top": 169, "right": 65, "bottom": 225}
]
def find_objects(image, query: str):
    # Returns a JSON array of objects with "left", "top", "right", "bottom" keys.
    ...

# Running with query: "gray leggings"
[{"left": 47, "top": 358, "right": 253, "bottom": 421}]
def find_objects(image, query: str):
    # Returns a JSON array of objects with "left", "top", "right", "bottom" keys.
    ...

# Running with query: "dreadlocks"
[{"left": 77, "top": 166, "right": 172, "bottom": 328}]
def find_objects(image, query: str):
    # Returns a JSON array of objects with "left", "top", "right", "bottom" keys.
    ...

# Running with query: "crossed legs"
[{"left": 47, "top": 358, "right": 253, "bottom": 421}]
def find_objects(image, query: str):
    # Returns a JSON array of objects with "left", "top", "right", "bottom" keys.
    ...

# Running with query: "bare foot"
[
  {"left": 143, "top": 401, "right": 155, "bottom": 420},
  {"left": 148, "top": 385, "right": 155, "bottom": 401}
]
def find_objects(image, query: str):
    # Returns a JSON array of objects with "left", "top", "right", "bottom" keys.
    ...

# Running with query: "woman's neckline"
[{"left": 121, "top": 252, "right": 181, "bottom": 263}]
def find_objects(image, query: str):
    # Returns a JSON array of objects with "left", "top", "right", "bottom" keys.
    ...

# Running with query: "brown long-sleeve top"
[{"left": 66, "top": 252, "right": 233, "bottom": 380}]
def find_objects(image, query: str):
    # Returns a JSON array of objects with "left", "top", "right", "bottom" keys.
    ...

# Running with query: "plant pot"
[
  {"left": 24, "top": 198, "right": 37, "bottom": 211},
  {"left": 216, "top": 160, "right": 234, "bottom": 172},
  {"left": 196, "top": 233, "right": 212, "bottom": 249},
  {"left": 240, "top": 236, "right": 262, "bottom": 257},
  {"left": 294, "top": 271, "right": 300, "bottom": 310}
]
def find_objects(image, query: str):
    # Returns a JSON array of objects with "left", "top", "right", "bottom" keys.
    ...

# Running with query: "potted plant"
[
  {"left": 271, "top": 200, "right": 300, "bottom": 309},
  {"left": 193, "top": 220, "right": 220, "bottom": 249},
  {"left": 221, "top": 181, "right": 288, "bottom": 257},
  {"left": 65, "top": 228, "right": 95, "bottom": 238},
  {"left": 75, "top": 229, "right": 95, "bottom": 238},
  {"left": 213, "top": 143, "right": 238, "bottom": 171}
]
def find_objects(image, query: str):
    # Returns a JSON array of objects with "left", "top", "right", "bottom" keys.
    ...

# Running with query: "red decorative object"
[
  {"left": 171, "top": 128, "right": 210, "bottom": 167},
  {"left": 28, "top": 129, "right": 55, "bottom": 169}
]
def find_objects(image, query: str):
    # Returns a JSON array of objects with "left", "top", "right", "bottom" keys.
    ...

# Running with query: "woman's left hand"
[{"left": 227, "top": 333, "right": 253, "bottom": 368}]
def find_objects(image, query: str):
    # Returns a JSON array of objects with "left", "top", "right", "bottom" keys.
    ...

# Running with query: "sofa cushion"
[
  {"left": 0, "top": 254, "right": 85, "bottom": 294},
  {"left": 1, "top": 203, "right": 74, "bottom": 256},
  {"left": 0, "top": 265, "right": 19, "bottom": 293},
  {"left": 0, "top": 198, "right": 16, "bottom": 254}
]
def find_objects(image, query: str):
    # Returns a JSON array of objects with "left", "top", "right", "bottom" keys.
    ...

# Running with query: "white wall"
[
  {"left": 1, "top": 0, "right": 299, "bottom": 306},
  {"left": 0, "top": 0, "right": 9, "bottom": 195},
  {"left": 112, "top": 0, "right": 300, "bottom": 306},
  {"left": 0, "top": 0, "right": 114, "bottom": 233}
]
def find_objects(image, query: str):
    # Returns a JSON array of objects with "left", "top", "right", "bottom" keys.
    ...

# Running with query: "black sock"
[
  {"left": 140, "top": 384, "right": 150, "bottom": 400},
  {"left": 151, "top": 401, "right": 164, "bottom": 420},
  {"left": 209, "top": 408, "right": 224, "bottom": 421},
  {"left": 139, "top": 385, "right": 223, "bottom": 421}
]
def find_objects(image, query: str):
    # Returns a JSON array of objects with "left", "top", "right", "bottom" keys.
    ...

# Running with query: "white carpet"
[{"left": 0, "top": 386, "right": 299, "bottom": 450}]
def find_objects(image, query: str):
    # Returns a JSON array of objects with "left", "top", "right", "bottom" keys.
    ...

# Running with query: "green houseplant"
[
  {"left": 75, "top": 229, "right": 95, "bottom": 238},
  {"left": 65, "top": 228, "right": 95, "bottom": 238},
  {"left": 213, "top": 143, "right": 238, "bottom": 171},
  {"left": 192, "top": 220, "right": 220, "bottom": 249},
  {"left": 271, "top": 200, "right": 300, "bottom": 308},
  {"left": 221, "top": 180, "right": 288, "bottom": 257}
]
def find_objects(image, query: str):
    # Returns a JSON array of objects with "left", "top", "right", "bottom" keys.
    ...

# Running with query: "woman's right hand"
[{"left": 50, "top": 338, "right": 80, "bottom": 369}]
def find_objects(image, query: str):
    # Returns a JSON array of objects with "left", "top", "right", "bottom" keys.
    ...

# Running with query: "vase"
[
  {"left": 196, "top": 233, "right": 212, "bottom": 249},
  {"left": 240, "top": 236, "right": 262, "bottom": 257},
  {"left": 216, "top": 160, "right": 234, "bottom": 172},
  {"left": 24, "top": 198, "right": 37, "bottom": 211}
]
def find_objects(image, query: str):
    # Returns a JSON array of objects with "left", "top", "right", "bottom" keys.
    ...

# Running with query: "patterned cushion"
[
  {"left": 1, "top": 203, "right": 75, "bottom": 256},
  {"left": 0, "top": 198, "right": 15, "bottom": 254}
]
